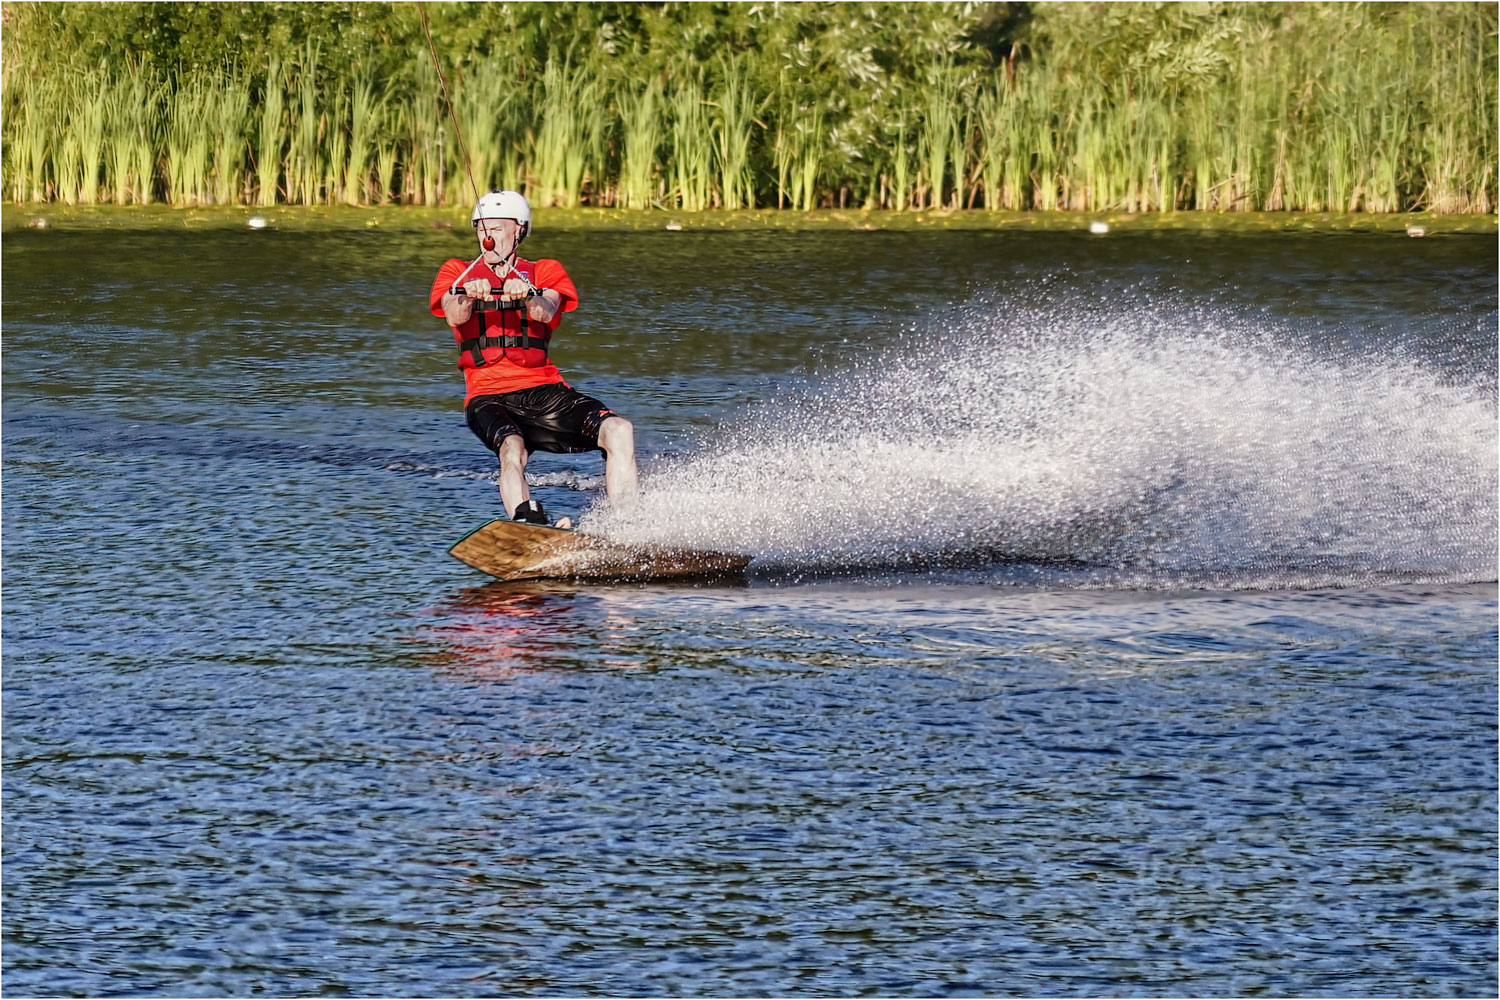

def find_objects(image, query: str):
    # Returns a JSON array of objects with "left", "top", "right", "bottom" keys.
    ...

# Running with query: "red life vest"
[{"left": 451, "top": 259, "right": 552, "bottom": 370}]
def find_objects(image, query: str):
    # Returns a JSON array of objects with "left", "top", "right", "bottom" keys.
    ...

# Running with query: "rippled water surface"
[{"left": 3, "top": 224, "right": 1496, "bottom": 996}]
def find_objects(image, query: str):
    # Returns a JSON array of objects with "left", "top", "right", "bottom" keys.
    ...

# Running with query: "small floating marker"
[
  {"left": 1089, "top": 220, "right": 1110, "bottom": 234},
  {"left": 26, "top": 217, "right": 46, "bottom": 229},
  {"left": 665, "top": 221, "right": 683, "bottom": 231},
  {"left": 365, "top": 218, "right": 380, "bottom": 227},
  {"left": 247, "top": 215, "right": 269, "bottom": 229},
  {"left": 1406, "top": 225, "right": 1427, "bottom": 238}
]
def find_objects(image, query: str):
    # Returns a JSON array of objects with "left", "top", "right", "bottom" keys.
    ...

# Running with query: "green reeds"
[
  {"left": 668, "top": 73, "right": 711, "bottom": 211},
  {"left": 165, "top": 74, "right": 213, "bottom": 205},
  {"left": 344, "top": 71, "right": 379, "bottom": 204},
  {"left": 530, "top": 59, "right": 601, "bottom": 208},
  {"left": 210, "top": 71, "right": 249, "bottom": 205},
  {"left": 74, "top": 69, "right": 109, "bottom": 205},
  {"left": 772, "top": 82, "right": 797, "bottom": 210},
  {"left": 1026, "top": 72, "right": 1060, "bottom": 211},
  {"left": 323, "top": 84, "right": 349, "bottom": 205},
  {"left": 975, "top": 84, "right": 1005, "bottom": 210},
  {"left": 53, "top": 76, "right": 85, "bottom": 205},
  {"left": 2, "top": 2, "right": 1493, "bottom": 215},
  {"left": 405, "top": 56, "right": 443, "bottom": 205},
  {"left": 1416, "top": 3, "right": 1495, "bottom": 212},
  {"left": 570, "top": 71, "right": 606, "bottom": 207},
  {"left": 618, "top": 78, "right": 662, "bottom": 210},
  {"left": 102, "top": 63, "right": 162, "bottom": 204},
  {"left": 50, "top": 68, "right": 109, "bottom": 205},
  {"left": 256, "top": 57, "right": 285, "bottom": 206},
  {"left": 286, "top": 42, "right": 323, "bottom": 205},
  {"left": 891, "top": 113, "right": 910, "bottom": 211},
  {"left": 374, "top": 102, "right": 403, "bottom": 205},
  {"left": 712, "top": 56, "right": 756, "bottom": 210},
  {"left": 6, "top": 68, "right": 53, "bottom": 202},
  {"left": 918, "top": 67, "right": 957, "bottom": 210},
  {"left": 454, "top": 56, "right": 512, "bottom": 197},
  {"left": 949, "top": 75, "right": 975, "bottom": 210},
  {"left": 795, "top": 112, "right": 824, "bottom": 211}
]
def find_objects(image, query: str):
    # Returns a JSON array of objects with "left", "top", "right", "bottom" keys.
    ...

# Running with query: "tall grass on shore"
[
  {"left": 165, "top": 75, "right": 211, "bottom": 205},
  {"left": 6, "top": 71, "right": 51, "bottom": 202},
  {"left": 74, "top": 69, "right": 109, "bottom": 205},
  {"left": 3, "top": 2, "right": 1494, "bottom": 214},
  {"left": 792, "top": 110, "right": 824, "bottom": 212},
  {"left": 453, "top": 57, "right": 509, "bottom": 199},
  {"left": 343, "top": 70, "right": 380, "bottom": 205},
  {"left": 531, "top": 59, "right": 603, "bottom": 209},
  {"left": 255, "top": 58, "right": 285, "bottom": 207},
  {"left": 210, "top": 71, "right": 250, "bottom": 205},
  {"left": 890, "top": 113, "right": 911, "bottom": 213},
  {"left": 48, "top": 68, "right": 110, "bottom": 205},
  {"left": 669, "top": 73, "right": 711, "bottom": 212},
  {"left": 374, "top": 102, "right": 402, "bottom": 205},
  {"left": 286, "top": 43, "right": 323, "bottom": 206},
  {"left": 404, "top": 57, "right": 444, "bottom": 207},
  {"left": 918, "top": 65, "right": 958, "bottom": 210},
  {"left": 712, "top": 56, "right": 756, "bottom": 211},
  {"left": 617, "top": 78, "right": 662, "bottom": 210}
]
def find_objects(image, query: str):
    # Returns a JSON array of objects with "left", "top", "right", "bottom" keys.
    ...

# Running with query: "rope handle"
[
  {"left": 460, "top": 294, "right": 533, "bottom": 312},
  {"left": 448, "top": 282, "right": 536, "bottom": 299}
]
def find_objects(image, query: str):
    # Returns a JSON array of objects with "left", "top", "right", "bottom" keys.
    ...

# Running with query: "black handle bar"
[{"left": 450, "top": 288, "right": 534, "bottom": 311}]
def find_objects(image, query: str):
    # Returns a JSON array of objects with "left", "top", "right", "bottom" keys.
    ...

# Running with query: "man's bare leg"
[
  {"left": 497, "top": 434, "right": 529, "bottom": 518},
  {"left": 499, "top": 434, "right": 573, "bottom": 528},
  {"left": 597, "top": 416, "right": 638, "bottom": 506}
]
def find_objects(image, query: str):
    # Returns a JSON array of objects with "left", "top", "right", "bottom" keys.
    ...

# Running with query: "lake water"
[{"left": 3, "top": 222, "right": 1496, "bottom": 996}]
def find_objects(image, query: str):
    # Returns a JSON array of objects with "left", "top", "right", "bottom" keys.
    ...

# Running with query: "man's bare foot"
[{"left": 554, "top": 516, "right": 573, "bottom": 530}]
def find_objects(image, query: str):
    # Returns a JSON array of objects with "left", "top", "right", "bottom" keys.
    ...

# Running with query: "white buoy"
[
  {"left": 1089, "top": 220, "right": 1109, "bottom": 234},
  {"left": 26, "top": 218, "right": 46, "bottom": 229},
  {"left": 248, "top": 216, "right": 269, "bottom": 229},
  {"left": 665, "top": 222, "right": 683, "bottom": 231},
  {"left": 1406, "top": 225, "right": 1427, "bottom": 238}
]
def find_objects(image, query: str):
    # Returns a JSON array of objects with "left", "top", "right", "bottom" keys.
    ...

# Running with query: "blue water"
[{"left": 3, "top": 224, "right": 1496, "bottom": 996}]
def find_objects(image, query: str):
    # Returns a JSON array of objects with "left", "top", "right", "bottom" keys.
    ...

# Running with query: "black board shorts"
[{"left": 466, "top": 383, "right": 615, "bottom": 455}]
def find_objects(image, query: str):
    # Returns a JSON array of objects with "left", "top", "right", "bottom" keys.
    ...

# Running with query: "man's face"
[{"left": 477, "top": 217, "right": 522, "bottom": 260}]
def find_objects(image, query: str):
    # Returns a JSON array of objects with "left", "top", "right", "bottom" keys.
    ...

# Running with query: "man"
[{"left": 430, "top": 190, "right": 636, "bottom": 528}]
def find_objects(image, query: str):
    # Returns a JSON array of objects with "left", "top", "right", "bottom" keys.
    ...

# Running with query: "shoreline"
[{"left": 4, "top": 204, "right": 1496, "bottom": 235}]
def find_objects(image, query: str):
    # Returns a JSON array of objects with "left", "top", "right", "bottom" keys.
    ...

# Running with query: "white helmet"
[{"left": 471, "top": 189, "right": 531, "bottom": 239}]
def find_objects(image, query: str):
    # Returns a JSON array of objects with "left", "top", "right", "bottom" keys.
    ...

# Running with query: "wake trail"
[{"left": 583, "top": 294, "right": 1497, "bottom": 590}]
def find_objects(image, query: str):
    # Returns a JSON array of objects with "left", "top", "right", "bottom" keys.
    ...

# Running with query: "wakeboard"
[{"left": 449, "top": 518, "right": 752, "bottom": 582}]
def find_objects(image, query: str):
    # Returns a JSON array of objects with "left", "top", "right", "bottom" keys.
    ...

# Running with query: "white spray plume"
[{"left": 584, "top": 294, "right": 1497, "bottom": 589}]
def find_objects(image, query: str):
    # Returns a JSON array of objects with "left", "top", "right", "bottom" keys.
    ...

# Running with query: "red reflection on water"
[
  {"left": 415, "top": 577, "right": 731, "bottom": 681},
  {"left": 416, "top": 582, "right": 599, "bottom": 681}
]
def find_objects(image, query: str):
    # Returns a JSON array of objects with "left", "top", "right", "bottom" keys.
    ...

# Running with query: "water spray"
[{"left": 582, "top": 295, "right": 1497, "bottom": 590}]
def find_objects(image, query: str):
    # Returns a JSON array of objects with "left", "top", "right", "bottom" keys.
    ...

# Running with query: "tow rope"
[
  {"left": 416, "top": 1, "right": 480, "bottom": 206},
  {"left": 416, "top": 3, "right": 541, "bottom": 302}
]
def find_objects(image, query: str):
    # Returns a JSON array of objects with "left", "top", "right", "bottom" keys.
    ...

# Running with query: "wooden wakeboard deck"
[{"left": 450, "top": 518, "right": 752, "bottom": 582}]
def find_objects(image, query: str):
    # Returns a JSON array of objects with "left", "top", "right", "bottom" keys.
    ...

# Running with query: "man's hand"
[
  {"left": 500, "top": 277, "right": 532, "bottom": 301},
  {"left": 527, "top": 288, "right": 561, "bottom": 324},
  {"left": 442, "top": 287, "right": 476, "bottom": 326},
  {"left": 463, "top": 278, "right": 495, "bottom": 300}
]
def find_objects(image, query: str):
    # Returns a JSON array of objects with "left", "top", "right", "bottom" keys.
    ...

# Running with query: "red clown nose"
[{"left": 482, "top": 236, "right": 496, "bottom": 251}]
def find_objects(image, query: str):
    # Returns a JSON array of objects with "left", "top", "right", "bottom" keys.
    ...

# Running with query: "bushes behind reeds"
[{"left": 2, "top": 1, "right": 1494, "bottom": 212}]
